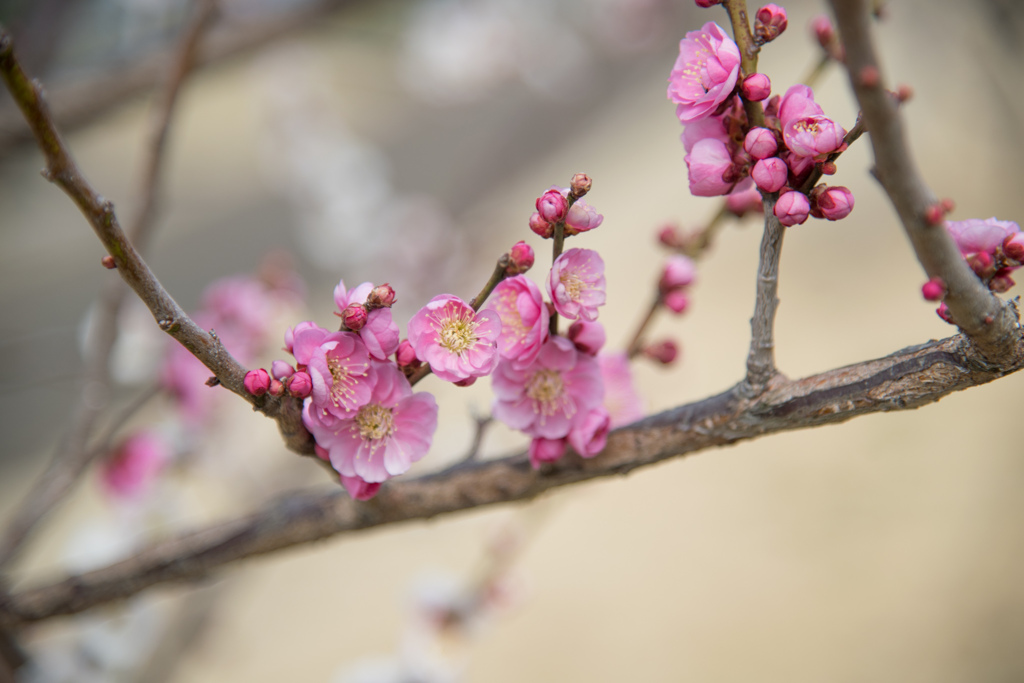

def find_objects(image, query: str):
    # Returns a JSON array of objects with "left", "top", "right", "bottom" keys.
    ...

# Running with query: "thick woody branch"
[
  {"left": 829, "top": 0, "right": 1022, "bottom": 366},
  {"left": 3, "top": 331, "right": 1023, "bottom": 628},
  {"left": 742, "top": 193, "right": 785, "bottom": 393}
]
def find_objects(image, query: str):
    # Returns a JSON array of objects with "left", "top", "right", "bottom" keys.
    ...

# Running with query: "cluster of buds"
[
  {"left": 754, "top": 4, "right": 788, "bottom": 44},
  {"left": 243, "top": 361, "right": 313, "bottom": 399},
  {"left": 528, "top": 178, "right": 603, "bottom": 239},
  {"left": 658, "top": 254, "right": 697, "bottom": 314}
]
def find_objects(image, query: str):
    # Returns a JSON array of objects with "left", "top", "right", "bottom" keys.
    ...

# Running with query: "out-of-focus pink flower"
[
  {"left": 668, "top": 22, "right": 742, "bottom": 123},
  {"left": 492, "top": 336, "right": 604, "bottom": 440},
  {"left": 529, "top": 437, "right": 567, "bottom": 468},
  {"left": 199, "top": 276, "right": 277, "bottom": 362},
  {"left": 680, "top": 115, "right": 730, "bottom": 153},
  {"left": 944, "top": 218, "right": 1021, "bottom": 257},
  {"left": 658, "top": 224, "right": 681, "bottom": 247},
  {"left": 643, "top": 339, "right": 680, "bottom": 365},
  {"left": 754, "top": 4, "right": 788, "bottom": 42},
  {"left": 340, "top": 474, "right": 382, "bottom": 501},
  {"left": 598, "top": 352, "right": 645, "bottom": 428},
  {"left": 304, "top": 363, "right": 438, "bottom": 483},
  {"left": 334, "top": 280, "right": 400, "bottom": 360},
  {"left": 408, "top": 294, "right": 501, "bottom": 383},
  {"left": 536, "top": 189, "right": 568, "bottom": 223},
  {"left": 810, "top": 185, "right": 855, "bottom": 221},
  {"left": 306, "top": 331, "right": 374, "bottom": 418},
  {"left": 487, "top": 276, "right": 549, "bottom": 368},
  {"left": 568, "top": 407, "right": 611, "bottom": 457},
  {"left": 784, "top": 115, "right": 846, "bottom": 158},
  {"left": 921, "top": 277, "right": 945, "bottom": 302},
  {"left": 547, "top": 248, "right": 607, "bottom": 321},
  {"left": 751, "top": 157, "right": 788, "bottom": 193},
  {"left": 288, "top": 370, "right": 313, "bottom": 398},
  {"left": 664, "top": 290, "right": 690, "bottom": 313},
  {"left": 695, "top": 0, "right": 721, "bottom": 7},
  {"left": 725, "top": 178, "right": 764, "bottom": 217},
  {"left": 507, "top": 241, "right": 535, "bottom": 275},
  {"left": 744, "top": 127, "right": 778, "bottom": 160},
  {"left": 244, "top": 368, "right": 271, "bottom": 396},
  {"left": 567, "top": 320, "right": 606, "bottom": 356},
  {"left": 811, "top": 15, "right": 836, "bottom": 48},
  {"left": 685, "top": 138, "right": 736, "bottom": 197},
  {"left": 741, "top": 73, "right": 771, "bottom": 101},
  {"left": 774, "top": 191, "right": 810, "bottom": 226},
  {"left": 660, "top": 255, "right": 697, "bottom": 291},
  {"left": 100, "top": 431, "right": 170, "bottom": 501}
]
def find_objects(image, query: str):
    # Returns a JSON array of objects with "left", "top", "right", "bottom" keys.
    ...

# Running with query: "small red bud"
[
  {"left": 754, "top": 4, "right": 788, "bottom": 43},
  {"left": 367, "top": 283, "right": 396, "bottom": 308},
  {"left": 101, "top": 255, "right": 116, "bottom": 269},
  {"left": 936, "top": 302, "right": 954, "bottom": 324},
  {"left": 921, "top": 276, "right": 945, "bottom": 301},
  {"left": 643, "top": 339, "right": 679, "bottom": 365},
  {"left": 454, "top": 376, "right": 477, "bottom": 387},
  {"left": 244, "top": 369, "right": 271, "bottom": 396},
  {"left": 663, "top": 290, "right": 690, "bottom": 314},
  {"left": 658, "top": 224, "right": 680, "bottom": 248},
  {"left": 569, "top": 173, "right": 592, "bottom": 198},
  {"left": 1003, "top": 233, "right": 1024, "bottom": 262},
  {"left": 269, "top": 379, "right": 285, "bottom": 397},
  {"left": 811, "top": 15, "right": 836, "bottom": 49},
  {"left": 923, "top": 205, "right": 944, "bottom": 226},
  {"left": 395, "top": 339, "right": 420, "bottom": 369},
  {"left": 858, "top": 65, "right": 880, "bottom": 88},
  {"left": 506, "top": 241, "right": 535, "bottom": 275},
  {"left": 818, "top": 160, "right": 837, "bottom": 176},
  {"left": 896, "top": 84, "right": 913, "bottom": 102},
  {"left": 536, "top": 189, "right": 568, "bottom": 223},
  {"left": 939, "top": 198, "right": 955, "bottom": 214},
  {"left": 984, "top": 315, "right": 995, "bottom": 325},
  {"left": 341, "top": 303, "right": 368, "bottom": 331}
]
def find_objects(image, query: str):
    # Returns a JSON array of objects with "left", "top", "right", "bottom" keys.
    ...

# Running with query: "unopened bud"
[
  {"left": 936, "top": 302, "right": 954, "bottom": 324},
  {"left": 818, "top": 160, "right": 837, "bottom": 176},
  {"left": 921, "top": 277, "right": 945, "bottom": 301},
  {"left": 809, "top": 185, "right": 855, "bottom": 221},
  {"left": 967, "top": 251, "right": 994, "bottom": 276},
  {"left": 288, "top": 371, "right": 313, "bottom": 398},
  {"left": 529, "top": 212, "right": 553, "bottom": 238},
  {"left": 101, "top": 255, "right": 116, "bottom": 269},
  {"left": 643, "top": 339, "right": 679, "bottom": 365},
  {"left": 396, "top": 339, "right": 420, "bottom": 368},
  {"left": 744, "top": 127, "right": 778, "bottom": 160},
  {"left": 658, "top": 224, "right": 681, "bottom": 248},
  {"left": 924, "top": 204, "right": 945, "bottom": 226},
  {"left": 663, "top": 289, "right": 690, "bottom": 314},
  {"left": 774, "top": 190, "right": 811, "bottom": 226},
  {"left": 659, "top": 254, "right": 697, "bottom": 292},
  {"left": 506, "top": 241, "right": 535, "bottom": 275},
  {"left": 367, "top": 283, "right": 396, "bottom": 308},
  {"left": 1003, "top": 233, "right": 1024, "bottom": 262},
  {"left": 695, "top": 0, "right": 721, "bottom": 7},
  {"left": 752, "top": 157, "right": 788, "bottom": 193},
  {"left": 567, "top": 320, "right": 606, "bottom": 356},
  {"left": 244, "top": 368, "right": 271, "bottom": 396},
  {"left": 811, "top": 15, "right": 835, "bottom": 49},
  {"left": 271, "top": 360, "right": 295, "bottom": 380},
  {"left": 754, "top": 4, "right": 788, "bottom": 43},
  {"left": 536, "top": 189, "right": 568, "bottom": 223},
  {"left": 341, "top": 303, "right": 368, "bottom": 331},
  {"left": 939, "top": 198, "right": 955, "bottom": 214},
  {"left": 896, "top": 84, "right": 913, "bottom": 103},
  {"left": 269, "top": 378, "right": 286, "bottom": 397},
  {"left": 741, "top": 73, "right": 772, "bottom": 102},
  {"left": 454, "top": 376, "right": 477, "bottom": 387},
  {"left": 570, "top": 173, "right": 592, "bottom": 198}
]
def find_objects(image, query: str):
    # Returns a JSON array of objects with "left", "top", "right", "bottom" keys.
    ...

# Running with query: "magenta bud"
[
  {"left": 567, "top": 320, "right": 606, "bottom": 356},
  {"left": 659, "top": 254, "right": 697, "bottom": 292},
  {"left": 367, "top": 283, "right": 397, "bottom": 308},
  {"left": 924, "top": 205, "right": 945, "bottom": 226},
  {"left": 570, "top": 173, "right": 592, "bottom": 198},
  {"left": 288, "top": 371, "right": 313, "bottom": 398},
  {"left": 529, "top": 437, "right": 567, "bottom": 469},
  {"left": 101, "top": 255, "right": 117, "bottom": 269},
  {"left": 454, "top": 376, "right": 477, "bottom": 387},
  {"left": 341, "top": 303, "right": 368, "bottom": 331},
  {"left": 643, "top": 339, "right": 680, "bottom": 365},
  {"left": 269, "top": 379, "right": 286, "bottom": 397},
  {"left": 244, "top": 368, "right": 271, "bottom": 396},
  {"left": 506, "top": 240, "right": 535, "bottom": 275},
  {"left": 752, "top": 157, "right": 788, "bottom": 193},
  {"left": 968, "top": 251, "right": 994, "bottom": 276},
  {"left": 271, "top": 360, "right": 295, "bottom": 380},
  {"left": 658, "top": 224, "right": 680, "bottom": 247},
  {"left": 921, "top": 277, "right": 945, "bottom": 301},
  {"left": 1003, "top": 233, "right": 1024, "bottom": 262},
  {"left": 695, "top": 0, "right": 720, "bottom": 6},
  {"left": 536, "top": 189, "right": 568, "bottom": 223},
  {"left": 755, "top": 4, "right": 788, "bottom": 42},
  {"left": 809, "top": 185, "right": 855, "bottom": 221},
  {"left": 744, "top": 127, "right": 778, "bottom": 160},
  {"left": 741, "top": 73, "right": 772, "bottom": 102},
  {"left": 811, "top": 15, "right": 835, "bottom": 48},
  {"left": 936, "top": 302, "right": 954, "bottom": 324},
  {"left": 314, "top": 444, "right": 330, "bottom": 461},
  {"left": 395, "top": 339, "right": 420, "bottom": 368},
  {"left": 774, "top": 191, "right": 810, "bottom": 226},
  {"left": 663, "top": 290, "right": 690, "bottom": 314},
  {"left": 529, "top": 212, "right": 553, "bottom": 238}
]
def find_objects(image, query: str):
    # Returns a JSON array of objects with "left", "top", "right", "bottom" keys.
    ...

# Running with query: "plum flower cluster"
[{"left": 668, "top": 13, "right": 855, "bottom": 227}]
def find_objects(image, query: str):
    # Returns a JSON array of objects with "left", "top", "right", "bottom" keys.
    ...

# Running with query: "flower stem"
[
  {"left": 469, "top": 254, "right": 510, "bottom": 311},
  {"left": 626, "top": 295, "right": 662, "bottom": 358},
  {"left": 722, "top": 0, "right": 764, "bottom": 129}
]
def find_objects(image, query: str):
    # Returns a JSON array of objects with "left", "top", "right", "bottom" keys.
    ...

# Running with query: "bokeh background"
[{"left": 2, "top": 0, "right": 1024, "bottom": 680}]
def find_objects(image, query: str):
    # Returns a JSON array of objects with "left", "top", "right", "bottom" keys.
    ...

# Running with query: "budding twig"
[{"left": 741, "top": 193, "right": 786, "bottom": 393}]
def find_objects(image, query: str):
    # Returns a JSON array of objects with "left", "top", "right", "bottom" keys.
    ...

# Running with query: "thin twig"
[
  {"left": 626, "top": 295, "right": 661, "bottom": 359},
  {"left": 722, "top": 0, "right": 764, "bottom": 128},
  {"left": 829, "top": 0, "right": 1021, "bottom": 366},
  {"left": 2, "top": 331, "right": 1023, "bottom": 628},
  {"left": 460, "top": 412, "right": 493, "bottom": 463},
  {"left": 741, "top": 193, "right": 785, "bottom": 394}
]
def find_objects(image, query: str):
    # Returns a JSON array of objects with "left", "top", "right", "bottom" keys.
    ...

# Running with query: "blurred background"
[{"left": 2, "top": 0, "right": 1024, "bottom": 680}]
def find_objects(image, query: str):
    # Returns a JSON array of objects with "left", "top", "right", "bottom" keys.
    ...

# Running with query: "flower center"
[
  {"left": 526, "top": 369, "right": 571, "bottom": 421},
  {"left": 355, "top": 403, "right": 395, "bottom": 444},
  {"left": 328, "top": 355, "right": 361, "bottom": 408},
  {"left": 436, "top": 311, "right": 478, "bottom": 355},
  {"left": 560, "top": 272, "right": 585, "bottom": 301},
  {"left": 793, "top": 119, "right": 820, "bottom": 135}
]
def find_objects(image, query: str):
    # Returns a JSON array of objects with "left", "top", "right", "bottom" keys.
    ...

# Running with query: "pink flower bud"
[
  {"left": 367, "top": 283, "right": 396, "bottom": 308},
  {"left": 967, "top": 251, "right": 994, "bottom": 277},
  {"left": 921, "top": 277, "right": 945, "bottom": 301},
  {"left": 529, "top": 212, "right": 553, "bottom": 238},
  {"left": 395, "top": 339, "right": 421, "bottom": 368},
  {"left": 809, "top": 185, "right": 855, "bottom": 221},
  {"left": 659, "top": 254, "right": 697, "bottom": 291},
  {"left": 341, "top": 475, "right": 381, "bottom": 501},
  {"left": 314, "top": 444, "right": 330, "bottom": 461},
  {"left": 744, "top": 127, "right": 778, "bottom": 160},
  {"left": 570, "top": 173, "right": 592, "bottom": 197},
  {"left": 658, "top": 224, "right": 681, "bottom": 247},
  {"left": 752, "top": 157, "right": 788, "bottom": 193},
  {"left": 741, "top": 73, "right": 772, "bottom": 101},
  {"left": 536, "top": 189, "right": 568, "bottom": 223},
  {"left": 685, "top": 138, "right": 736, "bottom": 197},
  {"left": 269, "top": 379, "right": 285, "bottom": 397},
  {"left": 644, "top": 339, "right": 679, "bottom": 365},
  {"left": 568, "top": 320, "right": 606, "bottom": 356},
  {"left": 663, "top": 289, "right": 690, "bottom": 314},
  {"left": 565, "top": 198, "right": 604, "bottom": 235},
  {"left": 695, "top": 0, "right": 720, "bottom": 6},
  {"left": 529, "top": 437, "right": 567, "bottom": 469},
  {"left": 1003, "top": 233, "right": 1024, "bottom": 262},
  {"left": 774, "top": 191, "right": 810, "bottom": 226},
  {"left": 755, "top": 4, "right": 788, "bottom": 42},
  {"left": 288, "top": 371, "right": 313, "bottom": 398},
  {"left": 811, "top": 15, "right": 835, "bottom": 48},
  {"left": 101, "top": 255, "right": 116, "bottom": 269},
  {"left": 454, "top": 376, "right": 477, "bottom": 387},
  {"left": 936, "top": 302, "right": 954, "bottom": 324},
  {"left": 244, "top": 368, "right": 271, "bottom": 396},
  {"left": 341, "top": 303, "right": 368, "bottom": 331},
  {"left": 506, "top": 241, "right": 535, "bottom": 275},
  {"left": 271, "top": 360, "right": 295, "bottom": 380},
  {"left": 990, "top": 272, "right": 1015, "bottom": 293}
]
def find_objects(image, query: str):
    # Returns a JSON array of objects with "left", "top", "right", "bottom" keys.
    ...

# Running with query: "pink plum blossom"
[
  {"left": 744, "top": 127, "right": 778, "bottom": 160},
  {"left": 680, "top": 114, "right": 729, "bottom": 153},
  {"left": 598, "top": 352, "right": 645, "bottom": 428},
  {"left": 547, "top": 248, "right": 607, "bottom": 322},
  {"left": 725, "top": 178, "right": 764, "bottom": 217},
  {"left": 334, "top": 280, "right": 400, "bottom": 360},
  {"left": 529, "top": 438, "right": 567, "bottom": 468},
  {"left": 752, "top": 157, "right": 788, "bottom": 192},
  {"left": 664, "top": 290, "right": 690, "bottom": 313},
  {"left": 304, "top": 363, "right": 438, "bottom": 483},
  {"left": 408, "top": 294, "right": 501, "bottom": 383},
  {"left": 784, "top": 114, "right": 846, "bottom": 158},
  {"left": 660, "top": 255, "right": 697, "bottom": 291},
  {"left": 685, "top": 138, "right": 736, "bottom": 197},
  {"left": 567, "top": 320, "right": 606, "bottom": 356},
  {"left": 340, "top": 474, "right": 382, "bottom": 501},
  {"left": 565, "top": 198, "right": 604, "bottom": 235},
  {"left": 944, "top": 218, "right": 1021, "bottom": 257},
  {"left": 668, "top": 22, "right": 742, "bottom": 123},
  {"left": 492, "top": 336, "right": 604, "bottom": 440},
  {"left": 778, "top": 85, "right": 824, "bottom": 129},
  {"left": 100, "top": 431, "right": 170, "bottom": 501},
  {"left": 774, "top": 190, "right": 810, "bottom": 226},
  {"left": 306, "top": 331, "right": 374, "bottom": 418},
  {"left": 809, "top": 185, "right": 855, "bottom": 221},
  {"left": 568, "top": 407, "right": 611, "bottom": 457},
  {"left": 486, "top": 275, "right": 550, "bottom": 368}
]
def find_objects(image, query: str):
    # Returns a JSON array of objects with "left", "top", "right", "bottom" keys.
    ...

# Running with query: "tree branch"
[
  {"left": 742, "top": 193, "right": 785, "bottom": 393},
  {"left": 3, "top": 331, "right": 1023, "bottom": 628},
  {"left": 829, "top": 0, "right": 1022, "bottom": 366}
]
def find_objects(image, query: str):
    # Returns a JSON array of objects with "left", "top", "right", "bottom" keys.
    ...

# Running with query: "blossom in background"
[
  {"left": 486, "top": 276, "right": 549, "bottom": 368},
  {"left": 667, "top": 21, "right": 741, "bottom": 123},
  {"left": 408, "top": 294, "right": 502, "bottom": 383},
  {"left": 568, "top": 407, "right": 611, "bottom": 457},
  {"left": 598, "top": 352, "right": 645, "bottom": 428},
  {"left": 334, "top": 280, "right": 400, "bottom": 360},
  {"left": 99, "top": 431, "right": 170, "bottom": 501},
  {"left": 547, "top": 248, "right": 606, "bottom": 321},
  {"left": 305, "top": 363, "right": 438, "bottom": 483},
  {"left": 944, "top": 218, "right": 1020, "bottom": 257}
]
